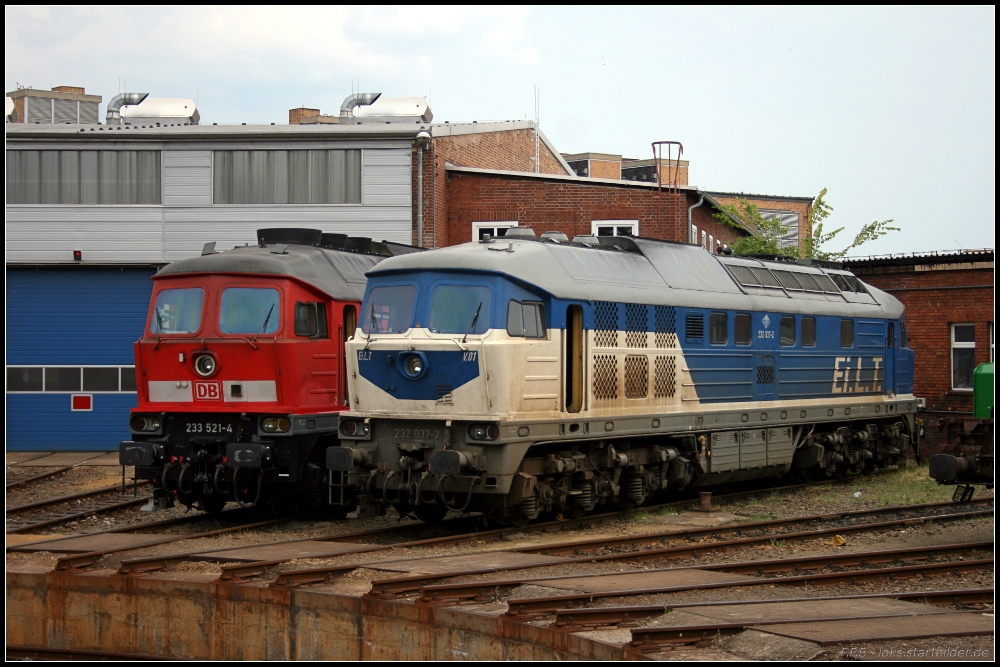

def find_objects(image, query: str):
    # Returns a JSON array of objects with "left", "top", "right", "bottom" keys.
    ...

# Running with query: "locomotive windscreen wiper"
[
  {"left": 462, "top": 301, "right": 483, "bottom": 344},
  {"left": 252, "top": 303, "right": 275, "bottom": 342},
  {"left": 364, "top": 305, "right": 378, "bottom": 350}
]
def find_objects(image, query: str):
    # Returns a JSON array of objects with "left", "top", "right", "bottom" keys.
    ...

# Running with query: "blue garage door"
[{"left": 6, "top": 266, "right": 156, "bottom": 451}]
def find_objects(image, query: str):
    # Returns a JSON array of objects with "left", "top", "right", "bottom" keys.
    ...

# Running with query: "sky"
[{"left": 6, "top": 6, "right": 995, "bottom": 256}]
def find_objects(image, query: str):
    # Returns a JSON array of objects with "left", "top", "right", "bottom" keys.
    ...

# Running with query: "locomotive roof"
[
  {"left": 155, "top": 243, "right": 386, "bottom": 301},
  {"left": 366, "top": 236, "right": 905, "bottom": 319}
]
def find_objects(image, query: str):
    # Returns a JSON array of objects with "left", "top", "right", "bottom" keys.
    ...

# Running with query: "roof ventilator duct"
[
  {"left": 339, "top": 92, "right": 381, "bottom": 124},
  {"left": 106, "top": 92, "right": 149, "bottom": 125}
]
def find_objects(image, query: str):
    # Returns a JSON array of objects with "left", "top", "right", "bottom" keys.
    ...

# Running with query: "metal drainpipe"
[
  {"left": 687, "top": 191, "right": 705, "bottom": 245},
  {"left": 416, "top": 144, "right": 424, "bottom": 246}
]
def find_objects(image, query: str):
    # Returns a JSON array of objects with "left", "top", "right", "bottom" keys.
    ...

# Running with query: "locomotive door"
[
  {"left": 885, "top": 322, "right": 895, "bottom": 395},
  {"left": 342, "top": 306, "right": 357, "bottom": 406},
  {"left": 565, "top": 305, "right": 585, "bottom": 413},
  {"left": 754, "top": 312, "right": 777, "bottom": 401}
]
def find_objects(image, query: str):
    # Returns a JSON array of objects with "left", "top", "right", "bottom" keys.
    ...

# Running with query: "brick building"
[
  {"left": 436, "top": 166, "right": 748, "bottom": 249},
  {"left": 846, "top": 250, "right": 995, "bottom": 444}
]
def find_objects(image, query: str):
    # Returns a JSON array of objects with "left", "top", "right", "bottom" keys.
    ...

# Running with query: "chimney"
[
  {"left": 289, "top": 107, "right": 320, "bottom": 125},
  {"left": 52, "top": 85, "right": 86, "bottom": 94}
]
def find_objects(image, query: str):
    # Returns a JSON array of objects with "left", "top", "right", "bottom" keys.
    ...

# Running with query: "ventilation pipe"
[
  {"left": 339, "top": 92, "right": 381, "bottom": 123},
  {"left": 106, "top": 92, "right": 149, "bottom": 125}
]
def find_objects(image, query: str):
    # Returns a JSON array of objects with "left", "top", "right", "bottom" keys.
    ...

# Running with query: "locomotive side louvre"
[
  {"left": 122, "top": 230, "right": 416, "bottom": 514},
  {"left": 338, "top": 235, "right": 918, "bottom": 524}
]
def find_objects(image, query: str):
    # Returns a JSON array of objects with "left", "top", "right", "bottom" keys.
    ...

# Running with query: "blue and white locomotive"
[{"left": 331, "top": 230, "right": 918, "bottom": 524}]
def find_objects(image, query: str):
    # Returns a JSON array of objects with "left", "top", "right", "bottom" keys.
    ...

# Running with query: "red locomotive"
[{"left": 120, "top": 228, "right": 419, "bottom": 514}]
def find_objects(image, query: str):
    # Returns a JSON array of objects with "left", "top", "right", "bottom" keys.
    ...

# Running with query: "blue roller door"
[{"left": 6, "top": 266, "right": 156, "bottom": 450}]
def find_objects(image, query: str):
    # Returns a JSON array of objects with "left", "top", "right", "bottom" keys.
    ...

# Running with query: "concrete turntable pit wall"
[{"left": 6, "top": 568, "right": 630, "bottom": 660}]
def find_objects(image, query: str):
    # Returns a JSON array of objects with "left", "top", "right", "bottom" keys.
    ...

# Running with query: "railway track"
[
  {"left": 23, "top": 475, "right": 848, "bottom": 572},
  {"left": 6, "top": 482, "right": 153, "bottom": 533}
]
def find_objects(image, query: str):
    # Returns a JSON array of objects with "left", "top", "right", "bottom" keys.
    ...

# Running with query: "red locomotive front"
[{"left": 120, "top": 228, "right": 417, "bottom": 514}]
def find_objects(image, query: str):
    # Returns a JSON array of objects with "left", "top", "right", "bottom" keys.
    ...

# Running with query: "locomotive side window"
[
  {"left": 294, "top": 302, "right": 328, "bottom": 338},
  {"left": 709, "top": 313, "right": 728, "bottom": 345},
  {"left": 840, "top": 319, "right": 855, "bottom": 347},
  {"left": 802, "top": 317, "right": 817, "bottom": 347},
  {"left": 219, "top": 288, "right": 280, "bottom": 334},
  {"left": 780, "top": 316, "right": 796, "bottom": 346},
  {"left": 734, "top": 314, "right": 752, "bottom": 345},
  {"left": 507, "top": 300, "right": 546, "bottom": 339},
  {"left": 362, "top": 285, "right": 416, "bottom": 334},
  {"left": 429, "top": 285, "right": 492, "bottom": 335},
  {"left": 899, "top": 320, "right": 908, "bottom": 348},
  {"left": 152, "top": 288, "right": 205, "bottom": 334}
]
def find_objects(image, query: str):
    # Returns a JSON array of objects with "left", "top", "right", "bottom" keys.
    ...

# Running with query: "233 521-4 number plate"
[{"left": 185, "top": 422, "right": 234, "bottom": 434}]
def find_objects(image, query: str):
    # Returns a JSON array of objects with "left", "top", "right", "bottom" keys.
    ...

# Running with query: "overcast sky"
[{"left": 6, "top": 6, "right": 995, "bottom": 256}]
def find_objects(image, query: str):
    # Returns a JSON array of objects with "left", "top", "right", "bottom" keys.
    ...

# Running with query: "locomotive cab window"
[
  {"left": 428, "top": 285, "right": 492, "bottom": 335},
  {"left": 151, "top": 288, "right": 205, "bottom": 335},
  {"left": 294, "top": 302, "right": 328, "bottom": 338},
  {"left": 780, "top": 316, "right": 796, "bottom": 346},
  {"left": 709, "top": 313, "right": 728, "bottom": 345},
  {"left": 735, "top": 313, "right": 752, "bottom": 345},
  {"left": 219, "top": 288, "right": 280, "bottom": 335},
  {"left": 840, "top": 319, "right": 854, "bottom": 347},
  {"left": 802, "top": 317, "right": 817, "bottom": 347},
  {"left": 507, "top": 300, "right": 546, "bottom": 339},
  {"left": 899, "top": 320, "right": 908, "bottom": 348},
  {"left": 362, "top": 285, "right": 416, "bottom": 334}
]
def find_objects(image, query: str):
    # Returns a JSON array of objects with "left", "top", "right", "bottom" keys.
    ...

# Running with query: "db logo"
[{"left": 194, "top": 381, "right": 222, "bottom": 401}]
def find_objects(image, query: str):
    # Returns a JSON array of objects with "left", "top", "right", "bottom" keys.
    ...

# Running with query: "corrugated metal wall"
[
  {"left": 6, "top": 144, "right": 413, "bottom": 264},
  {"left": 6, "top": 267, "right": 154, "bottom": 450}
]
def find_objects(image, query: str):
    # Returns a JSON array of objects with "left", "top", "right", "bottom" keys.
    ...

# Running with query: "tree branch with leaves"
[{"left": 715, "top": 188, "right": 899, "bottom": 259}]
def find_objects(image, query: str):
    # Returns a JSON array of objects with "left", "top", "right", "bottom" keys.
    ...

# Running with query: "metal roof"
[
  {"left": 366, "top": 236, "right": 903, "bottom": 319},
  {"left": 154, "top": 243, "right": 387, "bottom": 301}
]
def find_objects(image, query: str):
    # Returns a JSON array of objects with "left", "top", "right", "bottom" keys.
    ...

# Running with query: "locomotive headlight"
[
  {"left": 339, "top": 419, "right": 370, "bottom": 438},
  {"left": 468, "top": 423, "right": 500, "bottom": 441},
  {"left": 260, "top": 416, "right": 291, "bottom": 433},
  {"left": 193, "top": 353, "right": 217, "bottom": 378},
  {"left": 130, "top": 415, "right": 162, "bottom": 432},
  {"left": 401, "top": 353, "right": 427, "bottom": 379}
]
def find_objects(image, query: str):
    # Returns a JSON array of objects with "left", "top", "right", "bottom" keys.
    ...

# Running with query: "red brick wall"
[
  {"left": 414, "top": 128, "right": 570, "bottom": 247},
  {"left": 442, "top": 171, "right": 744, "bottom": 247},
  {"left": 849, "top": 257, "right": 994, "bottom": 446}
]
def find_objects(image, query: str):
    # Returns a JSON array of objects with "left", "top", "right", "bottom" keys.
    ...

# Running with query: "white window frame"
[
  {"left": 691, "top": 224, "right": 698, "bottom": 245},
  {"left": 472, "top": 221, "right": 518, "bottom": 242},
  {"left": 951, "top": 323, "right": 976, "bottom": 391},
  {"left": 591, "top": 220, "right": 639, "bottom": 238}
]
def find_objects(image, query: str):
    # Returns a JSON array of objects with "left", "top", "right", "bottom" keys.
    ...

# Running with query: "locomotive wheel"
[{"left": 413, "top": 503, "right": 449, "bottom": 524}]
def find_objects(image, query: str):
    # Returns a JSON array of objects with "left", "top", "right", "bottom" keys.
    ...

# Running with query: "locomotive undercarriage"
[
  {"left": 122, "top": 413, "right": 336, "bottom": 515},
  {"left": 334, "top": 415, "right": 915, "bottom": 526}
]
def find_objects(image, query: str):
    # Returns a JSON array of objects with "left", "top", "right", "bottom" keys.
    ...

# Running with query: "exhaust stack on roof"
[
  {"left": 339, "top": 92, "right": 381, "bottom": 123},
  {"left": 106, "top": 92, "right": 149, "bottom": 125}
]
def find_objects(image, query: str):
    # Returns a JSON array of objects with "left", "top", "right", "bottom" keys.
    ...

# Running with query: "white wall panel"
[
  {"left": 363, "top": 148, "right": 411, "bottom": 207},
  {"left": 6, "top": 206, "right": 164, "bottom": 263},
  {"left": 162, "top": 150, "right": 212, "bottom": 207},
  {"left": 162, "top": 206, "right": 412, "bottom": 260}
]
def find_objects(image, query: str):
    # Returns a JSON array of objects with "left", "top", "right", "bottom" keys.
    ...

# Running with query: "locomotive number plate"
[{"left": 185, "top": 421, "right": 235, "bottom": 434}]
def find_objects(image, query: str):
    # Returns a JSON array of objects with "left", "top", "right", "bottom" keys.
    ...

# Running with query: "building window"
[
  {"left": 212, "top": 149, "right": 361, "bottom": 204},
  {"left": 473, "top": 221, "right": 518, "bottom": 242},
  {"left": 701, "top": 230, "right": 707, "bottom": 249},
  {"left": 591, "top": 220, "right": 638, "bottom": 237},
  {"left": 952, "top": 324, "right": 976, "bottom": 390},
  {"left": 691, "top": 224, "right": 698, "bottom": 245},
  {"left": 6, "top": 366, "right": 137, "bottom": 393},
  {"left": 6, "top": 150, "right": 161, "bottom": 204}
]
